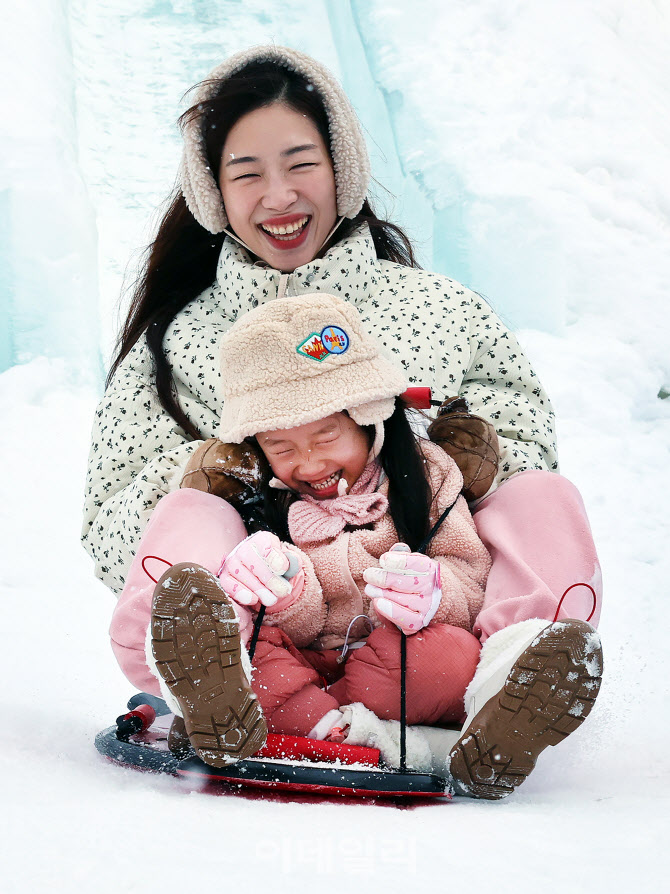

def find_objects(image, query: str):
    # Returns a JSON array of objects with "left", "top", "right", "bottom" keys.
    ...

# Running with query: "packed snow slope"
[{"left": 1, "top": 1, "right": 669, "bottom": 891}]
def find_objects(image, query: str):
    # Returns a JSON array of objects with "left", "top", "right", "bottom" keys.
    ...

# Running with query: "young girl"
[{"left": 114, "top": 292, "right": 491, "bottom": 772}]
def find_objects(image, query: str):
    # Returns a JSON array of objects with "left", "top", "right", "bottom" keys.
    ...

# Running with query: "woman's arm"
[
  {"left": 372, "top": 262, "right": 557, "bottom": 488},
  {"left": 460, "top": 292, "right": 558, "bottom": 489},
  {"left": 81, "top": 338, "right": 213, "bottom": 594}
]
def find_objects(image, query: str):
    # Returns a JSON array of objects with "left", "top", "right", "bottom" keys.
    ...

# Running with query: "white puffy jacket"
[{"left": 82, "top": 224, "right": 557, "bottom": 594}]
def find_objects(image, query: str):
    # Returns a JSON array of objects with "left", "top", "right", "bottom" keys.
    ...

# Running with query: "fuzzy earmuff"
[{"left": 180, "top": 45, "right": 371, "bottom": 234}]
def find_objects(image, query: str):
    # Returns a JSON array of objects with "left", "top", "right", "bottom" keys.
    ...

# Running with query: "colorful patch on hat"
[
  {"left": 296, "top": 332, "right": 329, "bottom": 362},
  {"left": 320, "top": 325, "right": 350, "bottom": 355}
]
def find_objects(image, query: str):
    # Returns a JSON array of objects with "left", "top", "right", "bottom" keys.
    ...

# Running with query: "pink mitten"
[
  {"left": 363, "top": 543, "right": 441, "bottom": 635},
  {"left": 218, "top": 531, "right": 303, "bottom": 613}
]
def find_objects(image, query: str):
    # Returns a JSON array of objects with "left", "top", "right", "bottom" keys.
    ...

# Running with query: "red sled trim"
[
  {"left": 177, "top": 768, "right": 451, "bottom": 800},
  {"left": 255, "top": 733, "right": 380, "bottom": 766},
  {"left": 177, "top": 767, "right": 453, "bottom": 801}
]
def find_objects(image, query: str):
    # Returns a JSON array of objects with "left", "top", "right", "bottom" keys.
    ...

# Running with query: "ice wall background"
[
  {"left": 3, "top": 0, "right": 669, "bottom": 374},
  {"left": 1, "top": 2, "right": 669, "bottom": 892}
]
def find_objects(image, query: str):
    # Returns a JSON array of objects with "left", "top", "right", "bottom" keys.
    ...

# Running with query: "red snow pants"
[{"left": 251, "top": 623, "right": 481, "bottom": 736}]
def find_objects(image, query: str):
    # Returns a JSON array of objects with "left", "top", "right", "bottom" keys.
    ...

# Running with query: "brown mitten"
[
  {"left": 427, "top": 397, "right": 500, "bottom": 501},
  {"left": 180, "top": 438, "right": 263, "bottom": 507}
]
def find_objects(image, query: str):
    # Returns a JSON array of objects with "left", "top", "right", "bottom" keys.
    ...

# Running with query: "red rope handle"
[
  {"left": 141, "top": 555, "right": 172, "bottom": 584},
  {"left": 553, "top": 582, "right": 597, "bottom": 624}
]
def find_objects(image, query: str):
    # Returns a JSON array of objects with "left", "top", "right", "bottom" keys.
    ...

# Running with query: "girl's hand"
[
  {"left": 219, "top": 531, "right": 302, "bottom": 612},
  {"left": 363, "top": 543, "right": 441, "bottom": 635}
]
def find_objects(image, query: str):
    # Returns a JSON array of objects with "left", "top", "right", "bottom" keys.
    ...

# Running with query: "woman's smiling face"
[
  {"left": 218, "top": 103, "right": 338, "bottom": 272},
  {"left": 256, "top": 413, "right": 371, "bottom": 500}
]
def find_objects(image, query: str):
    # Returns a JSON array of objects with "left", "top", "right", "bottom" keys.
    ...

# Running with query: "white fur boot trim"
[
  {"left": 234, "top": 604, "right": 254, "bottom": 685},
  {"left": 144, "top": 623, "right": 182, "bottom": 717},
  {"left": 415, "top": 726, "right": 462, "bottom": 776},
  {"left": 461, "top": 618, "right": 550, "bottom": 734},
  {"left": 339, "top": 703, "right": 433, "bottom": 772}
]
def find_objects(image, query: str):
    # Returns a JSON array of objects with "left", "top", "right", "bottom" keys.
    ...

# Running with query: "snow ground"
[
  {"left": 2, "top": 352, "right": 667, "bottom": 890},
  {"left": 2, "top": 0, "right": 670, "bottom": 891}
]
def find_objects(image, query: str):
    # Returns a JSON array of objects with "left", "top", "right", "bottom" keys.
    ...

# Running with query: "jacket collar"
[{"left": 214, "top": 223, "right": 380, "bottom": 321}]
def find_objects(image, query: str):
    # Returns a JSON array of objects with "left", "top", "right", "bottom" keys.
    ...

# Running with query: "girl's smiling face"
[
  {"left": 256, "top": 413, "right": 371, "bottom": 499},
  {"left": 218, "top": 102, "right": 338, "bottom": 272}
]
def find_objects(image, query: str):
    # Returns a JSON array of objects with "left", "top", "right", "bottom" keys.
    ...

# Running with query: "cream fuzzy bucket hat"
[
  {"left": 180, "top": 45, "right": 371, "bottom": 234},
  {"left": 218, "top": 294, "right": 407, "bottom": 444}
]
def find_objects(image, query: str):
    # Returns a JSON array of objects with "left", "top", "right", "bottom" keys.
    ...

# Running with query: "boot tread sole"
[
  {"left": 449, "top": 620, "right": 603, "bottom": 800},
  {"left": 151, "top": 562, "right": 267, "bottom": 766}
]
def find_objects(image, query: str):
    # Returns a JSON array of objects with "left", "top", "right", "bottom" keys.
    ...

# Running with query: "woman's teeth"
[
  {"left": 260, "top": 216, "right": 309, "bottom": 239},
  {"left": 311, "top": 471, "right": 342, "bottom": 491}
]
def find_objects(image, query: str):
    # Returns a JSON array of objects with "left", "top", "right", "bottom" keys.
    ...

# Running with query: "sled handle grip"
[
  {"left": 115, "top": 704, "right": 156, "bottom": 741},
  {"left": 402, "top": 387, "right": 441, "bottom": 409}
]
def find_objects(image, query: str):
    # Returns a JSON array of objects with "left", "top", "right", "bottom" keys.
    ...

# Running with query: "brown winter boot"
[
  {"left": 448, "top": 619, "right": 603, "bottom": 800},
  {"left": 150, "top": 562, "right": 267, "bottom": 767}
]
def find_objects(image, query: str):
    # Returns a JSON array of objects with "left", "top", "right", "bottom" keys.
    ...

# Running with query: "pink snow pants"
[
  {"left": 472, "top": 470, "right": 602, "bottom": 641},
  {"left": 109, "top": 469, "right": 602, "bottom": 723}
]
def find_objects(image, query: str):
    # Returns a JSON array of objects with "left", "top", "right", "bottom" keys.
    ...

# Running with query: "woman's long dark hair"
[
  {"left": 107, "top": 60, "right": 421, "bottom": 440},
  {"left": 257, "top": 399, "right": 433, "bottom": 551}
]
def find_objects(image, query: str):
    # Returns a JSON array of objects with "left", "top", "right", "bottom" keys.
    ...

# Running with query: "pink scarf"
[{"left": 288, "top": 462, "right": 388, "bottom": 547}]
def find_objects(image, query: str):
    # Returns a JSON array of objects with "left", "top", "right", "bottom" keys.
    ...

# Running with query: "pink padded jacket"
[{"left": 261, "top": 440, "right": 491, "bottom": 649}]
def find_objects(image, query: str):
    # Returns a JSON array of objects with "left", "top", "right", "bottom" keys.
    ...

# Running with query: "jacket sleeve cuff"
[{"left": 168, "top": 441, "right": 204, "bottom": 492}]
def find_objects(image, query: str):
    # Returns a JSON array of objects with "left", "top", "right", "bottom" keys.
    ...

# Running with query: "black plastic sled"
[{"left": 95, "top": 692, "right": 452, "bottom": 801}]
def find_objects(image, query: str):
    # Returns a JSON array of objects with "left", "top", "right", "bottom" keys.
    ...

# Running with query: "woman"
[{"left": 82, "top": 45, "right": 603, "bottom": 799}]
